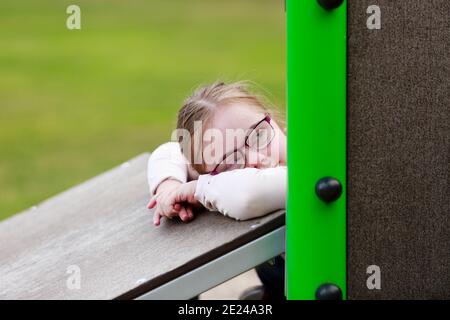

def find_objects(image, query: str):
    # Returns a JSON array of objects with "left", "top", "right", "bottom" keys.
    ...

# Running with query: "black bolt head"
[
  {"left": 315, "top": 177, "right": 342, "bottom": 203},
  {"left": 317, "top": 0, "right": 344, "bottom": 10},
  {"left": 316, "top": 283, "right": 343, "bottom": 300}
]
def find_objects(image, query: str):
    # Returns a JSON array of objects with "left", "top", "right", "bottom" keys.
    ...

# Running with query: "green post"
[{"left": 286, "top": 0, "right": 347, "bottom": 299}]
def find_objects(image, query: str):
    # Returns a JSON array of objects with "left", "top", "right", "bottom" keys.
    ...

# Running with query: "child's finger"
[
  {"left": 173, "top": 203, "right": 182, "bottom": 211},
  {"left": 186, "top": 206, "right": 194, "bottom": 220},
  {"left": 178, "top": 207, "right": 189, "bottom": 222},
  {"left": 147, "top": 197, "right": 157, "bottom": 209},
  {"left": 175, "top": 190, "right": 189, "bottom": 204},
  {"left": 153, "top": 211, "right": 161, "bottom": 226}
]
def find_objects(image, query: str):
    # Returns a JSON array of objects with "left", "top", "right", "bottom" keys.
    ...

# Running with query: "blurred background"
[{"left": 0, "top": 0, "right": 286, "bottom": 221}]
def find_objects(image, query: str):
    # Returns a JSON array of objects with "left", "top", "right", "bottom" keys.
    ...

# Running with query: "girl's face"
[{"left": 201, "top": 102, "right": 286, "bottom": 174}]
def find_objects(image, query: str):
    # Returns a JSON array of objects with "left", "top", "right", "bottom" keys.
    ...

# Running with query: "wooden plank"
[
  {"left": 0, "top": 153, "right": 285, "bottom": 300},
  {"left": 347, "top": 0, "right": 449, "bottom": 299}
]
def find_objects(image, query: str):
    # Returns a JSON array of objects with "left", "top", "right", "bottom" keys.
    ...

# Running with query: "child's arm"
[
  {"left": 147, "top": 142, "right": 188, "bottom": 195},
  {"left": 194, "top": 166, "right": 286, "bottom": 221},
  {"left": 148, "top": 142, "right": 198, "bottom": 225}
]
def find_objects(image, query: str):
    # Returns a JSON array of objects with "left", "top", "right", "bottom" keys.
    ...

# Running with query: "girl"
[{"left": 147, "top": 81, "right": 286, "bottom": 299}]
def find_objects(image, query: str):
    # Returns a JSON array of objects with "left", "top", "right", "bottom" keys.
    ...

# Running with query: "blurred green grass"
[{"left": 0, "top": 0, "right": 285, "bottom": 221}]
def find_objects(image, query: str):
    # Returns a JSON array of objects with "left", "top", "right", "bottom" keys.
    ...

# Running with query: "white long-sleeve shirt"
[{"left": 147, "top": 142, "right": 286, "bottom": 221}]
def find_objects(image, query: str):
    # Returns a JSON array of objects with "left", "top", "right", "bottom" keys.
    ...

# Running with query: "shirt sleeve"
[
  {"left": 194, "top": 166, "right": 286, "bottom": 221},
  {"left": 147, "top": 142, "right": 188, "bottom": 195}
]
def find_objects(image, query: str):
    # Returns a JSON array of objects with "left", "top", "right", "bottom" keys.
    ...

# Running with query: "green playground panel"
[{"left": 286, "top": 0, "right": 347, "bottom": 299}]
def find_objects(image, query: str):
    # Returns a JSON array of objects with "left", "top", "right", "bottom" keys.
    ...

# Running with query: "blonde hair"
[{"left": 177, "top": 81, "right": 283, "bottom": 173}]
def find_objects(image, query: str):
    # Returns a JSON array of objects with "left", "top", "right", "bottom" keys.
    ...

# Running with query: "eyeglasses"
[{"left": 210, "top": 114, "right": 275, "bottom": 175}]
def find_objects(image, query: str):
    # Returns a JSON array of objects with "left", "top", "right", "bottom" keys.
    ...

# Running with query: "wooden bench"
[{"left": 0, "top": 153, "right": 285, "bottom": 300}]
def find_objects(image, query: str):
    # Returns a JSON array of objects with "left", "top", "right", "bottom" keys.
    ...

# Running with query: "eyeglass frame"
[{"left": 210, "top": 114, "right": 275, "bottom": 175}]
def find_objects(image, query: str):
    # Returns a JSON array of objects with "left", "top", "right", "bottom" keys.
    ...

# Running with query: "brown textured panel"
[
  {"left": 347, "top": 0, "right": 449, "bottom": 299},
  {"left": 0, "top": 153, "right": 284, "bottom": 300}
]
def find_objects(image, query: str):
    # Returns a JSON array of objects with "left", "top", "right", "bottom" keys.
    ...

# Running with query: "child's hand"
[
  {"left": 172, "top": 180, "right": 200, "bottom": 207},
  {"left": 163, "top": 181, "right": 202, "bottom": 222},
  {"left": 147, "top": 179, "right": 195, "bottom": 226}
]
